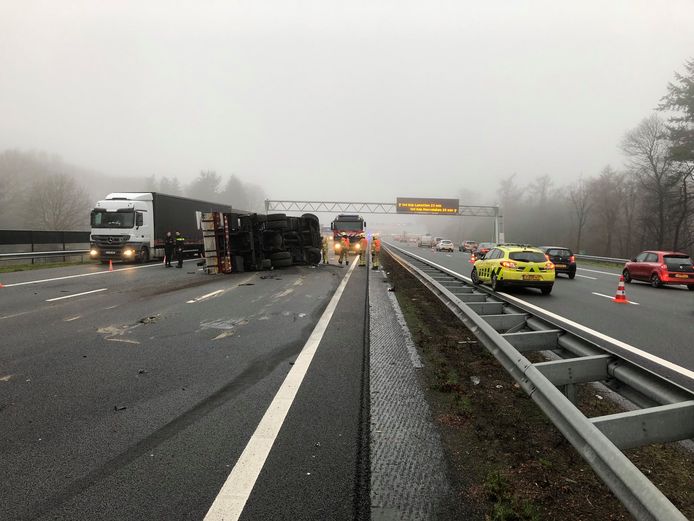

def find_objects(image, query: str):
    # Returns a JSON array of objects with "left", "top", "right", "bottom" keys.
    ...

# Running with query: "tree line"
[
  {"left": 0, "top": 151, "right": 266, "bottom": 231},
  {"left": 444, "top": 59, "right": 694, "bottom": 257}
]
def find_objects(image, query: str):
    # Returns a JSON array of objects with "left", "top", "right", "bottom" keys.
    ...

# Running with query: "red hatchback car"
[{"left": 623, "top": 251, "right": 694, "bottom": 290}]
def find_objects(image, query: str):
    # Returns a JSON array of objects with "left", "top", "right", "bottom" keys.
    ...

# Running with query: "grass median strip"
[{"left": 380, "top": 252, "right": 694, "bottom": 521}]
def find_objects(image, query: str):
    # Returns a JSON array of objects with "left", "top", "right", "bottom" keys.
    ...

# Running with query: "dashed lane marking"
[
  {"left": 203, "top": 256, "right": 359, "bottom": 521},
  {"left": 575, "top": 274, "right": 597, "bottom": 280},
  {"left": 45, "top": 288, "right": 108, "bottom": 302},
  {"left": 592, "top": 292, "right": 640, "bottom": 305},
  {"left": 577, "top": 267, "right": 620, "bottom": 277},
  {"left": 186, "top": 289, "right": 224, "bottom": 304}
]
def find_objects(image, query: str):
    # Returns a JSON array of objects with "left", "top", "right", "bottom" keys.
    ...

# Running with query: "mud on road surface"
[{"left": 380, "top": 252, "right": 694, "bottom": 521}]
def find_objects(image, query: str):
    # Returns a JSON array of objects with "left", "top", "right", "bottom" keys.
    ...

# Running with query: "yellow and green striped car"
[{"left": 471, "top": 244, "right": 555, "bottom": 295}]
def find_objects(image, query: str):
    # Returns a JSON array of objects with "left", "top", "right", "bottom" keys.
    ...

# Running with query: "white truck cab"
[{"left": 90, "top": 193, "right": 155, "bottom": 263}]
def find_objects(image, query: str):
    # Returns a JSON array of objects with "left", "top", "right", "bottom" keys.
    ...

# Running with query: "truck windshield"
[
  {"left": 91, "top": 210, "right": 135, "bottom": 228},
  {"left": 334, "top": 221, "right": 363, "bottom": 231}
]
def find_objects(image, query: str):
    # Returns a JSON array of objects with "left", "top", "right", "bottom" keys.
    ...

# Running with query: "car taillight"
[
  {"left": 500, "top": 261, "right": 517, "bottom": 269},
  {"left": 545, "top": 262, "right": 555, "bottom": 270},
  {"left": 660, "top": 264, "right": 668, "bottom": 271},
  {"left": 569, "top": 255, "right": 575, "bottom": 263},
  {"left": 545, "top": 254, "right": 550, "bottom": 261}
]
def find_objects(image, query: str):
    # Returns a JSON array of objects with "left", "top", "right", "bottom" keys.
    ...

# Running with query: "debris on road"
[
  {"left": 114, "top": 405, "right": 127, "bottom": 411},
  {"left": 138, "top": 315, "right": 160, "bottom": 324}
]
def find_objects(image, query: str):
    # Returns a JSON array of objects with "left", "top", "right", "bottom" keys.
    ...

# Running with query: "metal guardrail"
[
  {"left": 0, "top": 250, "right": 90, "bottom": 261},
  {"left": 383, "top": 241, "right": 692, "bottom": 521},
  {"left": 576, "top": 254, "right": 629, "bottom": 264}
]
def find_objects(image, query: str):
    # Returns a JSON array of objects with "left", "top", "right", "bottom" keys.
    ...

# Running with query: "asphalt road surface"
[
  {"left": 387, "top": 242, "right": 694, "bottom": 390},
  {"left": 0, "top": 256, "right": 369, "bottom": 521}
]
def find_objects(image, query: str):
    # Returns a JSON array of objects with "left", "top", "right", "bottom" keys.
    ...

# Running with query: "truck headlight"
[
  {"left": 123, "top": 249, "right": 134, "bottom": 257},
  {"left": 355, "top": 243, "right": 360, "bottom": 250},
  {"left": 90, "top": 249, "right": 98, "bottom": 256}
]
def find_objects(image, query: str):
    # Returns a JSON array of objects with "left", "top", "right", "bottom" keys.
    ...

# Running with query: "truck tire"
[
  {"left": 306, "top": 247, "right": 321, "bottom": 265},
  {"left": 301, "top": 213, "right": 319, "bottom": 224},
  {"left": 268, "top": 219, "right": 288, "bottom": 230},
  {"left": 272, "top": 257, "right": 293, "bottom": 268},
  {"left": 270, "top": 251, "right": 291, "bottom": 261}
]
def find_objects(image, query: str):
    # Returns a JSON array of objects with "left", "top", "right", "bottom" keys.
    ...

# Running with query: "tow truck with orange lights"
[{"left": 330, "top": 214, "right": 367, "bottom": 255}]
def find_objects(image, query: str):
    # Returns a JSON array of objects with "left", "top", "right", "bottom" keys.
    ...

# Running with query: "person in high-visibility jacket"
[
  {"left": 338, "top": 233, "right": 349, "bottom": 265},
  {"left": 371, "top": 235, "right": 381, "bottom": 269},
  {"left": 359, "top": 233, "right": 368, "bottom": 266},
  {"left": 321, "top": 236, "right": 329, "bottom": 264},
  {"left": 174, "top": 231, "right": 185, "bottom": 268}
]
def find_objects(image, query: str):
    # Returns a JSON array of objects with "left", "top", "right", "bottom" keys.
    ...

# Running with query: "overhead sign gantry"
[{"left": 265, "top": 198, "right": 505, "bottom": 243}]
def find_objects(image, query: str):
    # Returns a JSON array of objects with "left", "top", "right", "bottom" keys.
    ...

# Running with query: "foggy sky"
[{"left": 1, "top": 0, "right": 693, "bottom": 203}]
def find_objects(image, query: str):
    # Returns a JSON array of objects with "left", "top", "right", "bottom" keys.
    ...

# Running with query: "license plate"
[
  {"left": 675, "top": 274, "right": 689, "bottom": 279},
  {"left": 522, "top": 274, "right": 542, "bottom": 281},
  {"left": 555, "top": 264, "right": 566, "bottom": 268},
  {"left": 106, "top": 250, "right": 116, "bottom": 255}
]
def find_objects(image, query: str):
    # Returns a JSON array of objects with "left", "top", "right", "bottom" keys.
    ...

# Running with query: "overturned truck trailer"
[{"left": 201, "top": 212, "right": 322, "bottom": 274}]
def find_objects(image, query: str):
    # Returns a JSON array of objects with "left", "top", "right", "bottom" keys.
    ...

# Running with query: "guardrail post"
[{"left": 561, "top": 383, "right": 577, "bottom": 404}]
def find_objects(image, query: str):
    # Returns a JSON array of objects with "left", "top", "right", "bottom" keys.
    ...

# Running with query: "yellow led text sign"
[{"left": 396, "top": 198, "right": 460, "bottom": 215}]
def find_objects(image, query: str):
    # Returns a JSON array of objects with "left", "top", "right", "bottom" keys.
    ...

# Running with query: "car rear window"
[
  {"left": 664, "top": 255, "right": 693, "bottom": 270},
  {"left": 509, "top": 251, "right": 547, "bottom": 263},
  {"left": 547, "top": 249, "right": 571, "bottom": 256}
]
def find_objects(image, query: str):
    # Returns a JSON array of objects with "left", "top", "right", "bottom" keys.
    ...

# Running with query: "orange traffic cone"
[
  {"left": 0, "top": 281, "right": 4, "bottom": 288},
  {"left": 108, "top": 259, "right": 113, "bottom": 272},
  {"left": 469, "top": 252, "right": 477, "bottom": 264},
  {"left": 612, "top": 275, "right": 629, "bottom": 304}
]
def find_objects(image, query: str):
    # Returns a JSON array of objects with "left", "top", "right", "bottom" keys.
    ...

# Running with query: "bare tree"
[
  {"left": 24, "top": 174, "right": 90, "bottom": 230},
  {"left": 589, "top": 166, "right": 623, "bottom": 256},
  {"left": 568, "top": 177, "right": 591, "bottom": 253},
  {"left": 621, "top": 114, "right": 678, "bottom": 249},
  {"left": 187, "top": 170, "right": 223, "bottom": 201}
]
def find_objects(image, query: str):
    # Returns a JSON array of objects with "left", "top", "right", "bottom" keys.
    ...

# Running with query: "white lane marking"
[
  {"left": 574, "top": 274, "right": 597, "bottom": 280},
  {"left": 187, "top": 289, "right": 224, "bottom": 304},
  {"left": 64, "top": 315, "right": 82, "bottom": 322},
  {"left": 0, "top": 311, "right": 32, "bottom": 320},
  {"left": 45, "top": 288, "right": 108, "bottom": 302},
  {"left": 1, "top": 259, "right": 197, "bottom": 288},
  {"left": 105, "top": 337, "right": 140, "bottom": 344},
  {"left": 592, "top": 292, "right": 640, "bottom": 305},
  {"left": 204, "top": 257, "right": 359, "bottom": 521},
  {"left": 577, "top": 267, "right": 620, "bottom": 277},
  {"left": 387, "top": 244, "right": 694, "bottom": 382}
]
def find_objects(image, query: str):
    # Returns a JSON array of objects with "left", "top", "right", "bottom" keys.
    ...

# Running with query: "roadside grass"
[
  {"left": 0, "top": 259, "right": 98, "bottom": 273},
  {"left": 381, "top": 252, "right": 694, "bottom": 521}
]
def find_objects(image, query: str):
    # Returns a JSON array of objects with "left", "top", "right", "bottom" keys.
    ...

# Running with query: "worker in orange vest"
[
  {"left": 371, "top": 234, "right": 381, "bottom": 269},
  {"left": 338, "top": 233, "right": 349, "bottom": 265},
  {"left": 359, "top": 233, "right": 368, "bottom": 266}
]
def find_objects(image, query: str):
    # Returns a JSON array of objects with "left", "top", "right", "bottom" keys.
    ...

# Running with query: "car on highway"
[
  {"left": 459, "top": 240, "right": 479, "bottom": 253},
  {"left": 476, "top": 242, "right": 496, "bottom": 257},
  {"left": 435, "top": 239, "right": 454, "bottom": 252},
  {"left": 471, "top": 244, "right": 555, "bottom": 294},
  {"left": 622, "top": 251, "right": 694, "bottom": 290},
  {"left": 540, "top": 246, "right": 576, "bottom": 279}
]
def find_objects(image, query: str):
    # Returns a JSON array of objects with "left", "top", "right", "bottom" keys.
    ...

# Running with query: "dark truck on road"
[{"left": 202, "top": 212, "right": 322, "bottom": 273}]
